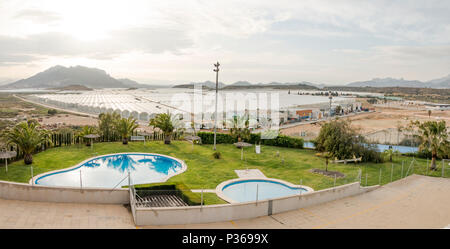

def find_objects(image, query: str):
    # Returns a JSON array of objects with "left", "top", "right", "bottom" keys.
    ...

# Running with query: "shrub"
[
  {"left": 197, "top": 132, "right": 304, "bottom": 149},
  {"left": 212, "top": 151, "right": 221, "bottom": 159},
  {"left": 315, "top": 119, "right": 382, "bottom": 163},
  {"left": 48, "top": 109, "right": 57, "bottom": 115},
  {"left": 131, "top": 182, "right": 202, "bottom": 206}
]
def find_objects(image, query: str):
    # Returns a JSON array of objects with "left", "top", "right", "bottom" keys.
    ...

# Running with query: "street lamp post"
[
  {"left": 328, "top": 91, "right": 333, "bottom": 119},
  {"left": 213, "top": 61, "right": 220, "bottom": 151}
]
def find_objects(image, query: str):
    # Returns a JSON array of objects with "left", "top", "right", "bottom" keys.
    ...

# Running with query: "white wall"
[
  {"left": 134, "top": 182, "right": 378, "bottom": 226},
  {"left": 0, "top": 180, "right": 129, "bottom": 204}
]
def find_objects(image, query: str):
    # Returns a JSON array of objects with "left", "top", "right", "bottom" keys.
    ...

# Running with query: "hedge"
[
  {"left": 197, "top": 132, "right": 304, "bottom": 149},
  {"left": 130, "top": 182, "right": 202, "bottom": 206}
]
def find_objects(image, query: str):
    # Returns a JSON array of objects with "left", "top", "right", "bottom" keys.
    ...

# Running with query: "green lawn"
[{"left": 0, "top": 141, "right": 447, "bottom": 205}]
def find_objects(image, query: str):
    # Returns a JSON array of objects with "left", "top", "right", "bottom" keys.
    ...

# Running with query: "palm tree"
[
  {"left": 383, "top": 148, "right": 399, "bottom": 162},
  {"left": 75, "top": 126, "right": 98, "bottom": 146},
  {"left": 414, "top": 120, "right": 448, "bottom": 170},
  {"left": 149, "top": 113, "right": 183, "bottom": 144},
  {"left": 2, "top": 121, "right": 52, "bottom": 165},
  {"left": 98, "top": 112, "right": 121, "bottom": 141},
  {"left": 114, "top": 117, "right": 139, "bottom": 145},
  {"left": 226, "top": 115, "right": 251, "bottom": 142}
]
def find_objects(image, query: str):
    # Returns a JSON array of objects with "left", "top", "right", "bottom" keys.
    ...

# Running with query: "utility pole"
[
  {"left": 328, "top": 91, "right": 333, "bottom": 120},
  {"left": 213, "top": 61, "right": 220, "bottom": 151}
]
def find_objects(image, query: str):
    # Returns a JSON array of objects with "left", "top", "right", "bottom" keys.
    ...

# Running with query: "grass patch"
[{"left": 0, "top": 141, "right": 446, "bottom": 204}]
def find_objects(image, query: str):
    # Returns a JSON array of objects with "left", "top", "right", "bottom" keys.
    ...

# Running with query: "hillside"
[
  {"left": 347, "top": 76, "right": 450, "bottom": 89},
  {"left": 1, "top": 65, "right": 151, "bottom": 89}
]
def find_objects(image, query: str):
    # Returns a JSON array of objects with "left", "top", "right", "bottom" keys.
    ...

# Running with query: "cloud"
[
  {"left": 14, "top": 9, "right": 61, "bottom": 23},
  {"left": 0, "top": 26, "right": 194, "bottom": 64}
]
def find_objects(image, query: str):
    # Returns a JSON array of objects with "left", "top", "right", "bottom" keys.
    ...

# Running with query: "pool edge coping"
[
  {"left": 29, "top": 152, "right": 188, "bottom": 189},
  {"left": 215, "top": 177, "right": 314, "bottom": 204}
]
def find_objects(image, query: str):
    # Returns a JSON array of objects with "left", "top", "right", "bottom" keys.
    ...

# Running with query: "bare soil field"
[{"left": 281, "top": 106, "right": 450, "bottom": 140}]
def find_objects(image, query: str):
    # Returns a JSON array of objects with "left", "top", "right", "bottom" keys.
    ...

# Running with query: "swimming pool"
[
  {"left": 217, "top": 178, "right": 314, "bottom": 203},
  {"left": 33, "top": 153, "right": 186, "bottom": 188}
]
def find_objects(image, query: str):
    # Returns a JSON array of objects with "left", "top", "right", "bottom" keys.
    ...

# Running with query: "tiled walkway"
[
  {"left": 1, "top": 174, "right": 449, "bottom": 229},
  {"left": 0, "top": 200, "right": 135, "bottom": 228},
  {"left": 142, "top": 175, "right": 450, "bottom": 229}
]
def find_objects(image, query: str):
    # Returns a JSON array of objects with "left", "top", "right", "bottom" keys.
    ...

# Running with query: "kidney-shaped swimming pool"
[
  {"left": 33, "top": 153, "right": 186, "bottom": 188},
  {"left": 217, "top": 178, "right": 314, "bottom": 203}
]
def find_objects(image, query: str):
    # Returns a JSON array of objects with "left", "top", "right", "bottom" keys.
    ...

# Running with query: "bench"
[{"left": 130, "top": 136, "right": 146, "bottom": 145}]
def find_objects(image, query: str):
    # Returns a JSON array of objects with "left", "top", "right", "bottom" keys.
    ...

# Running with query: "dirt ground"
[
  {"left": 281, "top": 106, "right": 450, "bottom": 140},
  {"left": 38, "top": 114, "right": 154, "bottom": 132},
  {"left": 39, "top": 114, "right": 98, "bottom": 127}
]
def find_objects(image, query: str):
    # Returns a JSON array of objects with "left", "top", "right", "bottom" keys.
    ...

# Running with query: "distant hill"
[
  {"left": 1, "top": 65, "right": 152, "bottom": 89},
  {"left": 426, "top": 74, "right": 450, "bottom": 88},
  {"left": 223, "top": 82, "right": 318, "bottom": 90},
  {"left": 173, "top": 81, "right": 227, "bottom": 89},
  {"left": 347, "top": 76, "right": 450, "bottom": 89},
  {"left": 49, "top": 84, "right": 93, "bottom": 91}
]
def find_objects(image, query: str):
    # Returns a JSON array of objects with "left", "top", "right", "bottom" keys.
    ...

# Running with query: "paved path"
[
  {"left": 0, "top": 200, "right": 135, "bottom": 228},
  {"left": 141, "top": 175, "right": 450, "bottom": 229},
  {"left": 1, "top": 175, "right": 449, "bottom": 228}
]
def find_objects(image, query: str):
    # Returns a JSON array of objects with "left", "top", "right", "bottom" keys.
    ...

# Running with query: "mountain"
[
  {"left": 347, "top": 78, "right": 425, "bottom": 88},
  {"left": 117, "top": 78, "right": 153, "bottom": 88},
  {"left": 426, "top": 74, "right": 450, "bottom": 88},
  {"left": 173, "top": 81, "right": 227, "bottom": 89},
  {"left": 1, "top": 65, "right": 152, "bottom": 89},
  {"left": 222, "top": 82, "right": 318, "bottom": 90},
  {"left": 49, "top": 85, "right": 93, "bottom": 91},
  {"left": 347, "top": 76, "right": 450, "bottom": 89},
  {"left": 230, "top": 81, "right": 252, "bottom": 86}
]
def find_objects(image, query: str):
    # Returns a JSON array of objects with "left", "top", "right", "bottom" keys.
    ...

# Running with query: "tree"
[
  {"left": 75, "top": 125, "right": 98, "bottom": 146},
  {"left": 315, "top": 119, "right": 382, "bottom": 162},
  {"left": 48, "top": 109, "right": 57, "bottom": 115},
  {"left": 2, "top": 120, "right": 52, "bottom": 164},
  {"left": 149, "top": 113, "right": 183, "bottom": 144},
  {"left": 226, "top": 115, "right": 251, "bottom": 142},
  {"left": 98, "top": 112, "right": 121, "bottom": 141},
  {"left": 115, "top": 117, "right": 139, "bottom": 145},
  {"left": 335, "top": 105, "right": 342, "bottom": 115},
  {"left": 383, "top": 148, "right": 399, "bottom": 162},
  {"left": 414, "top": 120, "right": 448, "bottom": 170}
]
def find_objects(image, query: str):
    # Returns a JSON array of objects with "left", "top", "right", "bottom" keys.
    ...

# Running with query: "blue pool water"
[
  {"left": 303, "top": 142, "right": 418, "bottom": 153},
  {"left": 35, "top": 153, "right": 183, "bottom": 188},
  {"left": 222, "top": 179, "right": 308, "bottom": 203}
]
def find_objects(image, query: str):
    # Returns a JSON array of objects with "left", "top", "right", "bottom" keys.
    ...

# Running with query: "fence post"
[
  {"left": 426, "top": 158, "right": 429, "bottom": 176},
  {"left": 201, "top": 189, "right": 204, "bottom": 210},
  {"left": 390, "top": 163, "right": 394, "bottom": 182},
  {"left": 379, "top": 168, "right": 382, "bottom": 185},
  {"left": 359, "top": 168, "right": 362, "bottom": 186},
  {"left": 401, "top": 161, "right": 404, "bottom": 178},
  {"left": 443, "top": 160, "right": 445, "bottom": 178},
  {"left": 31, "top": 166, "right": 34, "bottom": 187},
  {"left": 365, "top": 172, "right": 368, "bottom": 186},
  {"left": 80, "top": 170, "right": 82, "bottom": 191},
  {"left": 334, "top": 174, "right": 337, "bottom": 188}
]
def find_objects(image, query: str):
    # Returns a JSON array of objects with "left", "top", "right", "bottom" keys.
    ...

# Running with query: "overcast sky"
[{"left": 0, "top": 0, "right": 449, "bottom": 85}]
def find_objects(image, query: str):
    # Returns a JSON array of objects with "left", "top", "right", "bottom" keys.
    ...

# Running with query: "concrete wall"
[
  {"left": 0, "top": 180, "right": 129, "bottom": 204},
  {"left": 134, "top": 182, "right": 379, "bottom": 226}
]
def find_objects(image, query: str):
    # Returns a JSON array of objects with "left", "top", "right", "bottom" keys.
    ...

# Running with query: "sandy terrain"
[
  {"left": 281, "top": 106, "right": 450, "bottom": 142},
  {"left": 38, "top": 114, "right": 155, "bottom": 132},
  {"left": 39, "top": 114, "right": 98, "bottom": 127}
]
